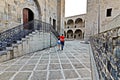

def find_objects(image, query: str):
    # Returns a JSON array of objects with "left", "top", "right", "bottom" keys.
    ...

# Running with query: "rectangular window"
[{"left": 106, "top": 8, "right": 112, "bottom": 17}]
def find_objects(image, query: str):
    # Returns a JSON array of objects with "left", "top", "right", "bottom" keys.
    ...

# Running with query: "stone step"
[{"left": 0, "top": 30, "right": 57, "bottom": 63}]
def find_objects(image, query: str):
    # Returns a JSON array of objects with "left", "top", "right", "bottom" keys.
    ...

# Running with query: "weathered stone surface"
[
  {"left": 13, "top": 72, "right": 31, "bottom": 80},
  {"left": 77, "top": 69, "right": 91, "bottom": 78},
  {"left": 35, "top": 65, "right": 48, "bottom": 70},
  {"left": 72, "top": 63, "right": 85, "bottom": 69},
  {"left": 31, "top": 71, "right": 47, "bottom": 80},
  {"left": 5, "top": 65, "right": 22, "bottom": 71},
  {"left": 63, "top": 70, "right": 79, "bottom": 79},
  {"left": 49, "top": 64, "right": 61, "bottom": 70},
  {"left": 21, "top": 65, "right": 35, "bottom": 71},
  {"left": 49, "top": 71, "right": 63, "bottom": 79},
  {"left": 0, "top": 72, "right": 15, "bottom": 80},
  {"left": 0, "top": 0, "right": 65, "bottom": 34},
  {"left": 0, "top": 41, "right": 92, "bottom": 80},
  {"left": 61, "top": 64, "right": 73, "bottom": 69}
]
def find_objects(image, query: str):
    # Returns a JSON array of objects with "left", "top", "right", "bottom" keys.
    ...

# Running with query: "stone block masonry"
[{"left": 0, "top": 30, "right": 57, "bottom": 63}]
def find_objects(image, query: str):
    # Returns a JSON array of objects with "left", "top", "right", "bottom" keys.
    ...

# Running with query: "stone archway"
[
  {"left": 75, "top": 18, "right": 83, "bottom": 28},
  {"left": 23, "top": 8, "right": 34, "bottom": 24},
  {"left": 23, "top": 8, "right": 34, "bottom": 29},
  {"left": 74, "top": 29, "right": 82, "bottom": 39},
  {"left": 67, "top": 30, "right": 73, "bottom": 39},
  {"left": 67, "top": 19, "right": 74, "bottom": 28},
  {"left": 33, "top": 0, "right": 42, "bottom": 20}
]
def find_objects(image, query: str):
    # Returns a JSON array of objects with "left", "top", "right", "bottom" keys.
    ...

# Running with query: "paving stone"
[
  {"left": 59, "top": 55, "right": 66, "bottom": 58},
  {"left": 82, "top": 79, "right": 91, "bottom": 80},
  {"left": 31, "top": 57, "right": 40, "bottom": 59},
  {"left": 77, "top": 69, "right": 91, "bottom": 78},
  {"left": 20, "top": 56, "right": 31, "bottom": 59},
  {"left": 35, "top": 64, "right": 48, "bottom": 70},
  {"left": 13, "top": 72, "right": 31, "bottom": 80},
  {"left": 82, "top": 59, "right": 90, "bottom": 62},
  {"left": 50, "top": 56, "right": 58, "bottom": 60},
  {"left": 70, "top": 59, "right": 80, "bottom": 63},
  {"left": 61, "top": 64, "right": 73, "bottom": 69},
  {"left": 63, "top": 70, "right": 79, "bottom": 79},
  {"left": 0, "top": 72, "right": 15, "bottom": 80},
  {"left": 49, "top": 64, "right": 61, "bottom": 70},
  {"left": 0, "top": 59, "right": 17, "bottom": 66},
  {"left": 14, "top": 60, "right": 27, "bottom": 65},
  {"left": 21, "top": 65, "right": 35, "bottom": 71},
  {"left": 5, "top": 65, "right": 22, "bottom": 71},
  {"left": 0, "top": 40, "right": 92, "bottom": 80},
  {"left": 31, "top": 71, "right": 47, "bottom": 80},
  {"left": 60, "top": 60, "right": 70, "bottom": 64},
  {"left": 34, "top": 53, "right": 42, "bottom": 56},
  {"left": 27, "top": 60, "right": 38, "bottom": 65},
  {"left": 83, "top": 63, "right": 91, "bottom": 68},
  {"left": 72, "top": 63, "right": 85, "bottom": 69},
  {"left": 67, "top": 56, "right": 75, "bottom": 59},
  {"left": 0, "top": 65, "right": 9, "bottom": 71},
  {"left": 38, "top": 60, "right": 49, "bottom": 64},
  {"left": 50, "top": 60, "right": 59, "bottom": 64},
  {"left": 48, "top": 70, "right": 63, "bottom": 80},
  {"left": 41, "top": 56, "right": 49, "bottom": 60},
  {"left": 24, "top": 53, "right": 34, "bottom": 57}
]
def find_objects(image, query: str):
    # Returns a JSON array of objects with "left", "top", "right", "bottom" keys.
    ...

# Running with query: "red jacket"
[{"left": 60, "top": 36, "right": 65, "bottom": 42}]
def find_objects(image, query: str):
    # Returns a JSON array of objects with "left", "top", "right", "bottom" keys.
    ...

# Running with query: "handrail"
[{"left": 0, "top": 19, "right": 59, "bottom": 51}]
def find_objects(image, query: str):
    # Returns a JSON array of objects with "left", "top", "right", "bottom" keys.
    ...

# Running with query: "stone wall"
[
  {"left": 90, "top": 25, "right": 120, "bottom": 80},
  {"left": 0, "top": 0, "right": 65, "bottom": 34},
  {"left": 57, "top": 0, "right": 65, "bottom": 34},
  {"left": 0, "top": 30, "right": 57, "bottom": 62},
  {"left": 85, "top": 0, "right": 120, "bottom": 40}
]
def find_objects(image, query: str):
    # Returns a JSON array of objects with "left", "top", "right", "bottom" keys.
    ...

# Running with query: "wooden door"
[
  {"left": 23, "top": 8, "right": 29, "bottom": 24},
  {"left": 23, "top": 8, "right": 29, "bottom": 29}
]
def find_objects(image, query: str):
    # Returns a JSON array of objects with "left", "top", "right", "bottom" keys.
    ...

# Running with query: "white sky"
[{"left": 65, "top": 0, "right": 87, "bottom": 17}]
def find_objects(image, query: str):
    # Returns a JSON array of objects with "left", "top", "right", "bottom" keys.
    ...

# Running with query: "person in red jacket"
[{"left": 60, "top": 34, "right": 65, "bottom": 50}]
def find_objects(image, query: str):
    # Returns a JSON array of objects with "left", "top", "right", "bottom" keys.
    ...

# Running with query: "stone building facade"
[
  {"left": 86, "top": 0, "right": 120, "bottom": 79},
  {"left": 85, "top": 0, "right": 120, "bottom": 40},
  {"left": 64, "top": 14, "right": 85, "bottom": 40},
  {"left": 0, "top": 0, "right": 65, "bottom": 34}
]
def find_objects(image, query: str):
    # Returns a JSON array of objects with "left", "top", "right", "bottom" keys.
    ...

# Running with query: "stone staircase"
[{"left": 0, "top": 20, "right": 59, "bottom": 63}]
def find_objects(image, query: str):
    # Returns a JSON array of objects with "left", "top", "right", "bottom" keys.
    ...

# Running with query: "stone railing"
[{"left": 90, "top": 26, "right": 120, "bottom": 80}]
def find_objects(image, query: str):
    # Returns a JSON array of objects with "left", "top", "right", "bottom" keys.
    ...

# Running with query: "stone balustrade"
[{"left": 90, "top": 26, "right": 120, "bottom": 80}]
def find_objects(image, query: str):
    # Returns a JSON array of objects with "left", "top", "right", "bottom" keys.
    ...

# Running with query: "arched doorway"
[
  {"left": 67, "top": 19, "right": 74, "bottom": 28},
  {"left": 74, "top": 29, "right": 82, "bottom": 39},
  {"left": 67, "top": 30, "right": 73, "bottom": 39},
  {"left": 23, "top": 8, "right": 34, "bottom": 29},
  {"left": 23, "top": 8, "right": 34, "bottom": 24},
  {"left": 75, "top": 18, "right": 83, "bottom": 28}
]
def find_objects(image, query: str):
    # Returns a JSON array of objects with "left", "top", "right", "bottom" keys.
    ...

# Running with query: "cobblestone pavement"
[{"left": 0, "top": 40, "right": 92, "bottom": 80}]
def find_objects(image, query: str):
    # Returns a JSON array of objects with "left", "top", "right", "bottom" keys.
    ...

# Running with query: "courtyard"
[{"left": 0, "top": 40, "right": 92, "bottom": 80}]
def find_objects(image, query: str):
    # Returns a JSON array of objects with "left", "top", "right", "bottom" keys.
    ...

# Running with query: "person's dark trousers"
[{"left": 61, "top": 41, "right": 64, "bottom": 50}]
